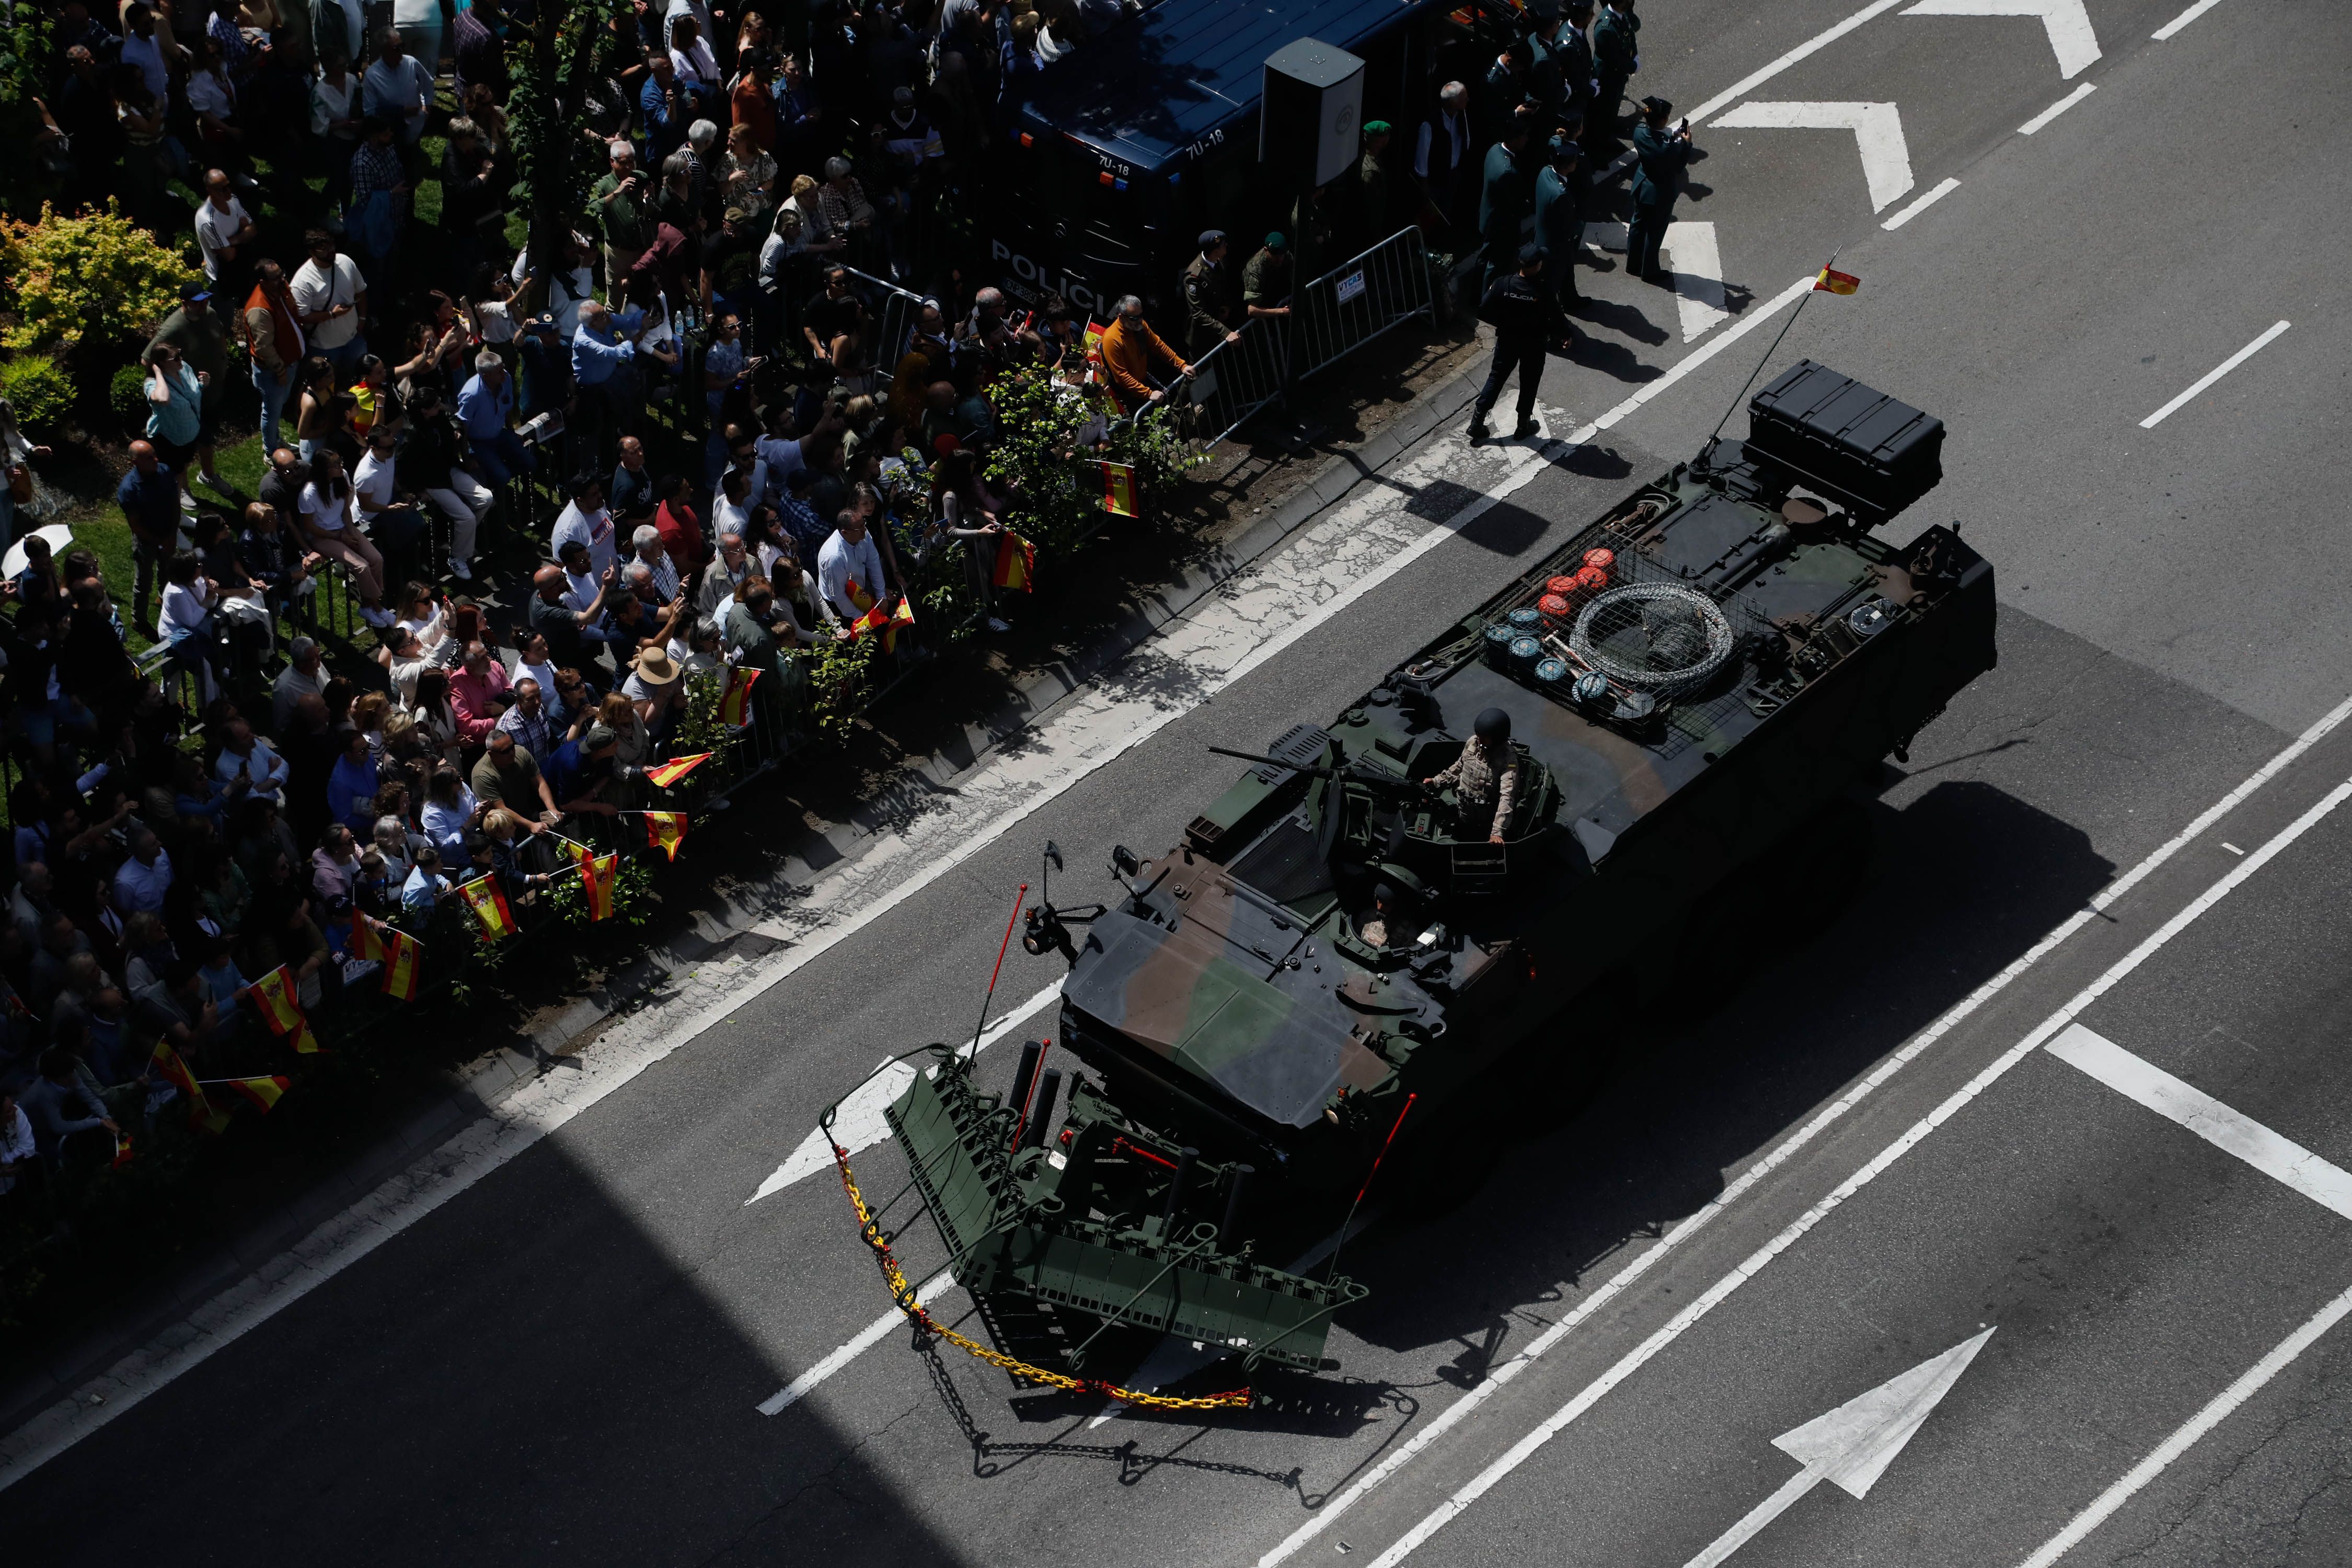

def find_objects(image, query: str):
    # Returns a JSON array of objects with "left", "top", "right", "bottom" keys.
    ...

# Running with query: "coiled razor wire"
[{"left": 1569, "top": 583, "right": 1738, "bottom": 699}]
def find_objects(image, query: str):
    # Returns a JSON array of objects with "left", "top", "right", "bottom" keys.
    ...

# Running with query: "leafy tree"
[{"left": 0, "top": 202, "right": 201, "bottom": 353}]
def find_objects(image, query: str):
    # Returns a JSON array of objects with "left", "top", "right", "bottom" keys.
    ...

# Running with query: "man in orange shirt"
[{"left": 1097, "top": 294, "right": 1195, "bottom": 417}]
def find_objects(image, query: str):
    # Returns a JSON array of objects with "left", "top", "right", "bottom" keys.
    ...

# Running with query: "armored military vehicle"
[{"left": 859, "top": 363, "right": 1994, "bottom": 1391}]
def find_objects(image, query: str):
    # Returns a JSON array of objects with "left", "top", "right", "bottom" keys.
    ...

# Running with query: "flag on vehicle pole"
[
  {"left": 719, "top": 664, "right": 761, "bottom": 727},
  {"left": 643, "top": 812, "right": 689, "bottom": 861},
  {"left": 1814, "top": 265, "right": 1860, "bottom": 294},
  {"left": 247, "top": 965, "right": 321, "bottom": 1054},
  {"left": 458, "top": 875, "right": 516, "bottom": 940},
  {"left": 644, "top": 753, "right": 712, "bottom": 789},
  {"left": 991, "top": 531, "right": 1036, "bottom": 592},
  {"left": 1099, "top": 462, "right": 1139, "bottom": 517}
]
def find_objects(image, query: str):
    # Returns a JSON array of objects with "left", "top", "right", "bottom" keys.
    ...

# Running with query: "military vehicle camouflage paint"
[{"left": 880, "top": 368, "right": 1996, "bottom": 1386}]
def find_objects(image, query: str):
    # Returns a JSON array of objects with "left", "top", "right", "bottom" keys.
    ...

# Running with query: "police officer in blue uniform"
[{"left": 1470, "top": 242, "right": 1550, "bottom": 444}]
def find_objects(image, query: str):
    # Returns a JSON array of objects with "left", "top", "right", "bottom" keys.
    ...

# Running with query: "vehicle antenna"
[
  {"left": 1699, "top": 245, "right": 1843, "bottom": 461},
  {"left": 1325, "top": 1092, "right": 1416, "bottom": 1284},
  {"left": 969, "top": 882, "right": 1030, "bottom": 1064}
]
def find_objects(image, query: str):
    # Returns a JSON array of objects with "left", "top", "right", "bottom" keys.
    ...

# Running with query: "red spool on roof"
[
  {"left": 1583, "top": 548, "right": 1615, "bottom": 574},
  {"left": 1547, "top": 576, "right": 1581, "bottom": 598},
  {"left": 1537, "top": 593, "right": 1570, "bottom": 619}
]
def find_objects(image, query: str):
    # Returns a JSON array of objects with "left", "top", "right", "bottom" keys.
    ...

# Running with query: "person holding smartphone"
[{"left": 1627, "top": 95, "right": 1693, "bottom": 285}]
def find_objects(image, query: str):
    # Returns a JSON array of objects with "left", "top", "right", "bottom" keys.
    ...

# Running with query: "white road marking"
[
  {"left": 1564, "top": 273, "right": 1819, "bottom": 448},
  {"left": 0, "top": 398, "right": 1574, "bottom": 1497},
  {"left": 1663, "top": 222, "right": 1732, "bottom": 341},
  {"left": 1687, "top": 1330, "right": 1994, "bottom": 1568},
  {"left": 2046, "top": 1024, "right": 2352, "bottom": 1220},
  {"left": 1709, "top": 101, "right": 1915, "bottom": 212},
  {"left": 1881, "top": 177, "right": 1961, "bottom": 231},
  {"left": 2139, "top": 321, "right": 2291, "bottom": 428},
  {"left": 2221, "top": 841, "right": 2244, "bottom": 856},
  {"left": 1687, "top": 0, "right": 1915, "bottom": 127},
  {"left": 2017, "top": 82, "right": 2097, "bottom": 134},
  {"left": 1355, "top": 772, "right": 2352, "bottom": 1568},
  {"left": 1260, "top": 686, "right": 2352, "bottom": 1567},
  {"left": 1901, "top": 0, "right": 2100, "bottom": 78},
  {"left": 756, "top": 1269, "right": 956, "bottom": 1415},
  {"left": 2014, "top": 1281, "right": 2352, "bottom": 1568},
  {"left": 2151, "top": 0, "right": 2227, "bottom": 42},
  {"left": 744, "top": 979, "right": 1064, "bottom": 1205}
]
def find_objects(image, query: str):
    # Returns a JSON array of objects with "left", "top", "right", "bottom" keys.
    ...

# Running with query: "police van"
[{"left": 989, "top": 0, "right": 1474, "bottom": 321}]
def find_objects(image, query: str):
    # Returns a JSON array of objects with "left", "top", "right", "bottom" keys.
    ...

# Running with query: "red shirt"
[
  {"left": 730, "top": 76, "right": 776, "bottom": 152},
  {"left": 656, "top": 500, "right": 706, "bottom": 574},
  {"left": 449, "top": 659, "right": 512, "bottom": 742}
]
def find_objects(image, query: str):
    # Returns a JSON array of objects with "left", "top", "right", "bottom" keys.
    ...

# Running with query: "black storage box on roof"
[{"left": 1744, "top": 360, "right": 1944, "bottom": 523}]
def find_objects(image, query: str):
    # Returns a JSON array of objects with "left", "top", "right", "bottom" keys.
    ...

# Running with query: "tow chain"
[{"left": 828, "top": 1135, "right": 1254, "bottom": 1412}]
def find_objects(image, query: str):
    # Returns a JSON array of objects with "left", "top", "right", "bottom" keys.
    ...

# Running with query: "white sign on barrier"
[{"left": 1334, "top": 269, "right": 1367, "bottom": 305}]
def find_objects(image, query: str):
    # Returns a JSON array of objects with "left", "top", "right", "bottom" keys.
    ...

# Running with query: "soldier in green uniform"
[
  {"left": 1180, "top": 230, "right": 1242, "bottom": 358},
  {"left": 1532, "top": 135, "right": 1586, "bottom": 318},
  {"left": 1587, "top": 0, "right": 1640, "bottom": 152},
  {"left": 1349, "top": 120, "right": 1394, "bottom": 253},
  {"left": 1241, "top": 233, "right": 1294, "bottom": 321},
  {"left": 1478, "top": 121, "right": 1535, "bottom": 294},
  {"left": 1627, "top": 94, "right": 1691, "bottom": 284}
]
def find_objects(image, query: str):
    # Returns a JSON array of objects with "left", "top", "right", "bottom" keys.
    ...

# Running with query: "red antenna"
[{"left": 967, "top": 883, "right": 1029, "bottom": 1064}]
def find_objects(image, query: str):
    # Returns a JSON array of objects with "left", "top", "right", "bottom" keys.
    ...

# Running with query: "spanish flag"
[
  {"left": 644, "top": 752, "right": 712, "bottom": 789},
  {"left": 111, "top": 1131, "right": 135, "bottom": 1168},
  {"left": 1083, "top": 320, "right": 1108, "bottom": 363},
  {"left": 1814, "top": 266, "right": 1860, "bottom": 295},
  {"left": 150, "top": 1037, "right": 198, "bottom": 1097},
  {"left": 1099, "top": 461, "right": 1139, "bottom": 518},
  {"left": 228, "top": 1076, "right": 291, "bottom": 1112},
  {"left": 459, "top": 875, "right": 517, "bottom": 941},
  {"left": 582, "top": 851, "right": 619, "bottom": 922},
  {"left": 248, "top": 965, "right": 321, "bottom": 1054},
  {"left": 380, "top": 925, "right": 423, "bottom": 1001},
  {"left": 719, "top": 665, "right": 761, "bottom": 728},
  {"left": 192, "top": 1099, "right": 233, "bottom": 1135},
  {"left": 350, "top": 910, "right": 388, "bottom": 966},
  {"left": 991, "top": 531, "right": 1036, "bottom": 593},
  {"left": 643, "top": 811, "right": 689, "bottom": 861}
]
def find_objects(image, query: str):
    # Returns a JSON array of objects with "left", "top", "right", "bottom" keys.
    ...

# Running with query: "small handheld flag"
[
  {"left": 458, "top": 875, "right": 517, "bottom": 940},
  {"left": 1099, "top": 462, "right": 1139, "bottom": 518},
  {"left": 574, "top": 849, "right": 618, "bottom": 921},
  {"left": 350, "top": 910, "right": 388, "bottom": 966},
  {"left": 228, "top": 1076, "right": 292, "bottom": 1112},
  {"left": 1083, "top": 321, "right": 1107, "bottom": 362},
  {"left": 991, "top": 531, "right": 1036, "bottom": 593},
  {"left": 719, "top": 665, "right": 761, "bottom": 728},
  {"left": 645, "top": 752, "right": 712, "bottom": 789},
  {"left": 151, "top": 1038, "right": 198, "bottom": 1097},
  {"left": 380, "top": 924, "right": 423, "bottom": 1001},
  {"left": 248, "top": 966, "right": 321, "bottom": 1054},
  {"left": 1814, "top": 266, "right": 1860, "bottom": 295},
  {"left": 643, "top": 811, "right": 689, "bottom": 861}
]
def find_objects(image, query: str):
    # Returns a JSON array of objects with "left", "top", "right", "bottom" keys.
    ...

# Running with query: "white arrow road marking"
[
  {"left": 743, "top": 979, "right": 1065, "bottom": 1205},
  {"left": 1711, "top": 101, "right": 1915, "bottom": 212},
  {"left": 2045, "top": 1025, "right": 2352, "bottom": 1219},
  {"left": 1901, "top": 0, "right": 2100, "bottom": 77},
  {"left": 1686, "top": 1330, "right": 1996, "bottom": 1568},
  {"left": 1687, "top": 0, "right": 1914, "bottom": 126},
  {"left": 1663, "top": 222, "right": 1731, "bottom": 341}
]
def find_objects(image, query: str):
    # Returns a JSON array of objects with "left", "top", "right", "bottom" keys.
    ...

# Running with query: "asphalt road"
[{"left": 11, "top": 2, "right": 2351, "bottom": 1564}]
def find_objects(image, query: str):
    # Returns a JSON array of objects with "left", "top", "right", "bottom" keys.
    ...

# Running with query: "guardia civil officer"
[
  {"left": 1627, "top": 94, "right": 1692, "bottom": 284},
  {"left": 1555, "top": 1, "right": 1597, "bottom": 144},
  {"left": 1424, "top": 707, "right": 1524, "bottom": 842},
  {"left": 1478, "top": 118, "right": 1535, "bottom": 295},
  {"left": 1470, "top": 243, "right": 1550, "bottom": 445},
  {"left": 1181, "top": 230, "right": 1243, "bottom": 358},
  {"left": 1533, "top": 135, "right": 1586, "bottom": 315},
  {"left": 1588, "top": 0, "right": 1640, "bottom": 151}
]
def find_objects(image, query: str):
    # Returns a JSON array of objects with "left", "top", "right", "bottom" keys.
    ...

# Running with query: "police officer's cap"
[
  {"left": 1264, "top": 232, "right": 1286, "bottom": 251},
  {"left": 1473, "top": 707, "right": 1512, "bottom": 742},
  {"left": 1549, "top": 134, "right": 1581, "bottom": 163},
  {"left": 1640, "top": 95, "right": 1673, "bottom": 120},
  {"left": 1518, "top": 241, "right": 1547, "bottom": 267},
  {"left": 1198, "top": 228, "right": 1226, "bottom": 252},
  {"left": 1373, "top": 881, "right": 1398, "bottom": 907}
]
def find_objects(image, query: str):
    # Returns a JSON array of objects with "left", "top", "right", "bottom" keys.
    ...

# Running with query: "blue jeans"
[
  {"left": 469, "top": 426, "right": 534, "bottom": 486},
  {"left": 253, "top": 360, "right": 295, "bottom": 452}
]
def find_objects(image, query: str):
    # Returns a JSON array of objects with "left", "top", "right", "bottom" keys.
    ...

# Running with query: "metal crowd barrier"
[
  {"left": 834, "top": 263, "right": 931, "bottom": 393},
  {"left": 1289, "top": 225, "right": 1437, "bottom": 383},
  {"left": 1186, "top": 227, "right": 1436, "bottom": 447}
]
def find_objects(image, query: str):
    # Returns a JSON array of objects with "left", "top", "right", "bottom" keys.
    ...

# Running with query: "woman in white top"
[
  {"left": 667, "top": 14, "right": 719, "bottom": 98},
  {"left": 409, "top": 668, "right": 464, "bottom": 766},
  {"left": 296, "top": 449, "right": 392, "bottom": 625},
  {"left": 159, "top": 549, "right": 225, "bottom": 703},
  {"left": 513, "top": 630, "right": 562, "bottom": 709},
  {"left": 392, "top": 579, "right": 448, "bottom": 652}
]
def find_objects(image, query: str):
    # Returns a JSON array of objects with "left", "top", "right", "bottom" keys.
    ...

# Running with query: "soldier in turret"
[{"left": 1424, "top": 707, "right": 1522, "bottom": 843}]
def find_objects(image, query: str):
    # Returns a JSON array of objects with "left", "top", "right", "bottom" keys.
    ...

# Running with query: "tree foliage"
[
  {"left": 0, "top": 202, "right": 202, "bottom": 353},
  {"left": 0, "top": 353, "right": 74, "bottom": 428},
  {"left": 981, "top": 372, "right": 1201, "bottom": 557}
]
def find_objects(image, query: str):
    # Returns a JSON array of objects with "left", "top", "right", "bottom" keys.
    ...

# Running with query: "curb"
[{"left": 0, "top": 343, "right": 1494, "bottom": 1432}]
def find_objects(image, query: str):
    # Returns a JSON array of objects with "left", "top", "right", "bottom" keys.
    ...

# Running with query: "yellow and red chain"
[{"left": 829, "top": 1136, "right": 1253, "bottom": 1412}]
